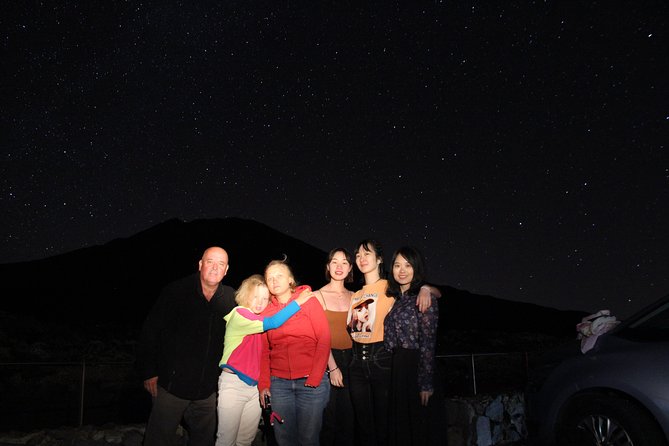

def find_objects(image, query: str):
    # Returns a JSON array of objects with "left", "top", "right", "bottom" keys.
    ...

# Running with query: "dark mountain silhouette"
[
  {"left": 0, "top": 217, "right": 586, "bottom": 338},
  {"left": 0, "top": 218, "right": 327, "bottom": 329}
]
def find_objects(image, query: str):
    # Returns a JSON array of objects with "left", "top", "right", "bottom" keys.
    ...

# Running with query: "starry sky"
[{"left": 2, "top": 1, "right": 668, "bottom": 318}]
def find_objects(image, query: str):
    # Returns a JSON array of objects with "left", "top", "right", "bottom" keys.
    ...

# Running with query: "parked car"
[{"left": 526, "top": 294, "right": 669, "bottom": 446}]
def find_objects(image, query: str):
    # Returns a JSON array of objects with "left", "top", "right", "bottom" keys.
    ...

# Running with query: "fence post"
[
  {"left": 470, "top": 354, "right": 477, "bottom": 396},
  {"left": 79, "top": 359, "right": 86, "bottom": 427},
  {"left": 524, "top": 351, "right": 529, "bottom": 381}
]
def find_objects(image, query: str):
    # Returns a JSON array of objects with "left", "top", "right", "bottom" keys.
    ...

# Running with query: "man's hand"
[{"left": 143, "top": 376, "right": 159, "bottom": 398}]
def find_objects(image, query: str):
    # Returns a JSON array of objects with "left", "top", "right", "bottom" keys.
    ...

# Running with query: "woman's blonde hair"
[
  {"left": 235, "top": 274, "right": 268, "bottom": 307},
  {"left": 264, "top": 255, "right": 297, "bottom": 293}
]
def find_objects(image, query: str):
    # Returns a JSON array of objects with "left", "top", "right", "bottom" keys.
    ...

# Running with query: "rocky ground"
[
  {"left": 0, "top": 393, "right": 527, "bottom": 446},
  {"left": 0, "top": 424, "right": 271, "bottom": 446},
  {"left": 0, "top": 424, "right": 146, "bottom": 446}
]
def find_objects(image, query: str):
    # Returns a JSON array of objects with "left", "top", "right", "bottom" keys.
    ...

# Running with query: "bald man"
[{"left": 137, "top": 247, "right": 236, "bottom": 446}]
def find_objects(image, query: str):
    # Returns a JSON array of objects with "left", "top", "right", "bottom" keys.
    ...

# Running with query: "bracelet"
[
  {"left": 421, "top": 285, "right": 431, "bottom": 291},
  {"left": 328, "top": 367, "right": 339, "bottom": 373}
]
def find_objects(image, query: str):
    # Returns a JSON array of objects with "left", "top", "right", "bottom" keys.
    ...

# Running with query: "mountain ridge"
[{"left": 0, "top": 217, "right": 587, "bottom": 339}]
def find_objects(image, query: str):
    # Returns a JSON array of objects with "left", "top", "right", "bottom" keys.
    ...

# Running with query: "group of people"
[{"left": 136, "top": 240, "right": 440, "bottom": 446}]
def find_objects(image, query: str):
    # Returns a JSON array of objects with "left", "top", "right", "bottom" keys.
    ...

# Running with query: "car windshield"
[{"left": 619, "top": 300, "right": 669, "bottom": 342}]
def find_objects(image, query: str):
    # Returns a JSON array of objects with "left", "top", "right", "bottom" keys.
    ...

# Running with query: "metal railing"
[
  {"left": 436, "top": 352, "right": 530, "bottom": 396},
  {"left": 0, "top": 360, "right": 142, "bottom": 431},
  {"left": 0, "top": 352, "right": 531, "bottom": 431}
]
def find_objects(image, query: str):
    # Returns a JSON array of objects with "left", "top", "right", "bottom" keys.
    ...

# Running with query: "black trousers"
[
  {"left": 348, "top": 342, "right": 391, "bottom": 446},
  {"left": 388, "top": 347, "right": 428, "bottom": 446},
  {"left": 320, "top": 348, "right": 355, "bottom": 446}
]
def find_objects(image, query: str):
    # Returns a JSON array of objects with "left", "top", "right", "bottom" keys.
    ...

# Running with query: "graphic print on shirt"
[{"left": 348, "top": 293, "right": 377, "bottom": 339}]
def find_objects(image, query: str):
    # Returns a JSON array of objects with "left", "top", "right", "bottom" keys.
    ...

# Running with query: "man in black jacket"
[{"left": 137, "top": 246, "right": 236, "bottom": 446}]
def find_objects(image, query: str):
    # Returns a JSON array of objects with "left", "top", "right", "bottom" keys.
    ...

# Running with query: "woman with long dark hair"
[
  {"left": 384, "top": 246, "right": 439, "bottom": 445},
  {"left": 346, "top": 240, "right": 438, "bottom": 446},
  {"left": 315, "top": 248, "right": 356, "bottom": 446}
]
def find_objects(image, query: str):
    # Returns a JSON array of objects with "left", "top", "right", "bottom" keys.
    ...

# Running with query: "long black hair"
[{"left": 386, "top": 246, "right": 427, "bottom": 298}]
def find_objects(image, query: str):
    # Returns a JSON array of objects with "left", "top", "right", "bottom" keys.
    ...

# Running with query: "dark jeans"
[
  {"left": 320, "top": 348, "right": 355, "bottom": 446},
  {"left": 349, "top": 342, "right": 392, "bottom": 446}
]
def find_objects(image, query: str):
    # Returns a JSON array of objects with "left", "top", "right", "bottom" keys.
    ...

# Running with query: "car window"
[{"left": 619, "top": 301, "right": 669, "bottom": 342}]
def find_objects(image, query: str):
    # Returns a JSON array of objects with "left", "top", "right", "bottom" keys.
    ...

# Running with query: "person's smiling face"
[
  {"left": 355, "top": 246, "right": 380, "bottom": 275},
  {"left": 393, "top": 254, "right": 414, "bottom": 292},
  {"left": 198, "top": 247, "right": 229, "bottom": 287},
  {"left": 328, "top": 250, "right": 352, "bottom": 281}
]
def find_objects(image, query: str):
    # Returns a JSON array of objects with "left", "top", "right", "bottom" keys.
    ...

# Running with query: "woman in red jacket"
[{"left": 258, "top": 257, "right": 331, "bottom": 446}]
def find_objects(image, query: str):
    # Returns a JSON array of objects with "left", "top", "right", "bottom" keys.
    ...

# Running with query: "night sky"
[{"left": 3, "top": 1, "right": 668, "bottom": 318}]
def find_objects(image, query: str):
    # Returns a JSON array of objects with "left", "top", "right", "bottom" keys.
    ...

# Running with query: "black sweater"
[{"left": 136, "top": 273, "right": 236, "bottom": 400}]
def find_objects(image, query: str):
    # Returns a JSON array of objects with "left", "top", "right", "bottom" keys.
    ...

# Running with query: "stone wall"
[{"left": 447, "top": 392, "right": 527, "bottom": 446}]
